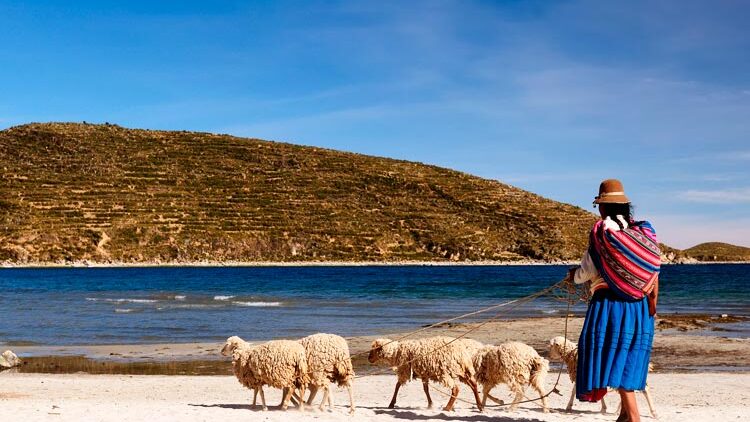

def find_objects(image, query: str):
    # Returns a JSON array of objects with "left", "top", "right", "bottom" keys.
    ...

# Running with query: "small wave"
[
  {"left": 174, "top": 295, "right": 186, "bottom": 301},
  {"left": 87, "top": 298, "right": 158, "bottom": 303},
  {"left": 214, "top": 295, "right": 235, "bottom": 301},
  {"left": 232, "top": 301, "right": 282, "bottom": 307},
  {"left": 541, "top": 309, "right": 558, "bottom": 314},
  {"left": 172, "top": 304, "right": 218, "bottom": 309},
  {"left": 114, "top": 308, "right": 134, "bottom": 313}
]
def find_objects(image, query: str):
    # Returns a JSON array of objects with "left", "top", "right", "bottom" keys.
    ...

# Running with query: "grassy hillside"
[
  {"left": 0, "top": 122, "right": 600, "bottom": 264},
  {"left": 683, "top": 242, "right": 750, "bottom": 262}
]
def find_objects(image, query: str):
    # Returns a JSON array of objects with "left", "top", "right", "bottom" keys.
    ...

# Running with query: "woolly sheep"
[
  {"left": 548, "top": 336, "right": 656, "bottom": 417},
  {"left": 473, "top": 341, "right": 550, "bottom": 413},
  {"left": 419, "top": 338, "right": 505, "bottom": 408},
  {"left": 368, "top": 336, "right": 484, "bottom": 411},
  {"left": 298, "top": 333, "right": 356, "bottom": 413},
  {"left": 221, "top": 336, "right": 309, "bottom": 411}
]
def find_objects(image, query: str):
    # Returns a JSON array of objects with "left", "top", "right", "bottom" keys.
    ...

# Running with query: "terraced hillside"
[
  {"left": 0, "top": 122, "right": 598, "bottom": 264},
  {"left": 684, "top": 242, "right": 750, "bottom": 262}
]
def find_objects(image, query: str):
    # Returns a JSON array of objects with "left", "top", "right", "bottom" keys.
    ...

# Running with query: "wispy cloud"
[
  {"left": 645, "top": 213, "right": 750, "bottom": 248},
  {"left": 678, "top": 188, "right": 750, "bottom": 204}
]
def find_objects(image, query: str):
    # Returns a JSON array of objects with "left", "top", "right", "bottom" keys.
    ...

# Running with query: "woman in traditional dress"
[{"left": 565, "top": 179, "right": 660, "bottom": 422}]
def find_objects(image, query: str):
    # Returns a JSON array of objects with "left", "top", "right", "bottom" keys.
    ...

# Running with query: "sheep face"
[
  {"left": 368, "top": 339, "right": 394, "bottom": 364},
  {"left": 548, "top": 336, "right": 575, "bottom": 361},
  {"left": 221, "top": 336, "right": 245, "bottom": 357}
]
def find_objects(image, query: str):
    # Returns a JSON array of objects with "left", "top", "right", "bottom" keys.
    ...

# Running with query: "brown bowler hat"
[{"left": 593, "top": 179, "right": 630, "bottom": 204}]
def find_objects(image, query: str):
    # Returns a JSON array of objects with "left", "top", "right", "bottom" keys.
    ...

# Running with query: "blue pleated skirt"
[{"left": 576, "top": 289, "right": 654, "bottom": 401}]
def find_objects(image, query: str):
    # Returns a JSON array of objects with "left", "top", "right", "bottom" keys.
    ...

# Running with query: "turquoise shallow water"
[{"left": 0, "top": 264, "right": 748, "bottom": 345}]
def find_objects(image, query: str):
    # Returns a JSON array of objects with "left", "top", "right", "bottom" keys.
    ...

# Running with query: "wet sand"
[{"left": 6, "top": 314, "right": 749, "bottom": 375}]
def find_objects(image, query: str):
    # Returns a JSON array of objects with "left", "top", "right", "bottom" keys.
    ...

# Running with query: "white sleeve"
[{"left": 574, "top": 250, "right": 597, "bottom": 284}]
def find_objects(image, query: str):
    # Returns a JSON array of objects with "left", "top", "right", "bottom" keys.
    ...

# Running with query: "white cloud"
[
  {"left": 678, "top": 188, "right": 750, "bottom": 204},
  {"left": 642, "top": 213, "right": 750, "bottom": 249}
]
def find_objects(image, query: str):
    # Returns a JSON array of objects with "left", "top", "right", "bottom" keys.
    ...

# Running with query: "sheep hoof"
[{"left": 262, "top": 406, "right": 268, "bottom": 411}]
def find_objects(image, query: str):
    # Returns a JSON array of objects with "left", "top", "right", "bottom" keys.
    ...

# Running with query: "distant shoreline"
[{"left": 2, "top": 259, "right": 748, "bottom": 269}]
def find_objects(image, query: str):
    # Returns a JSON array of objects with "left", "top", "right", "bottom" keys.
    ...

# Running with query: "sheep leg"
[
  {"left": 442, "top": 385, "right": 460, "bottom": 412},
  {"left": 485, "top": 393, "right": 504, "bottom": 405},
  {"left": 642, "top": 386, "right": 657, "bottom": 418},
  {"left": 346, "top": 383, "right": 355, "bottom": 414},
  {"left": 258, "top": 387, "right": 268, "bottom": 411},
  {"left": 465, "top": 377, "right": 484, "bottom": 412},
  {"left": 422, "top": 380, "right": 434, "bottom": 409},
  {"left": 306, "top": 385, "right": 318, "bottom": 405},
  {"left": 325, "top": 385, "right": 334, "bottom": 411},
  {"left": 387, "top": 381, "right": 402, "bottom": 409},
  {"left": 318, "top": 385, "right": 330, "bottom": 411},
  {"left": 510, "top": 388, "right": 524, "bottom": 411},
  {"left": 281, "top": 385, "right": 295, "bottom": 410},
  {"left": 298, "top": 383, "right": 307, "bottom": 412},
  {"left": 279, "top": 387, "right": 293, "bottom": 407},
  {"left": 566, "top": 382, "right": 576, "bottom": 412},
  {"left": 532, "top": 382, "right": 549, "bottom": 413}
]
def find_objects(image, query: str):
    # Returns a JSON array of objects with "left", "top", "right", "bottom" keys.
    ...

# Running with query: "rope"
[
  {"left": 350, "top": 281, "right": 565, "bottom": 379},
  {"left": 392, "top": 280, "right": 573, "bottom": 409},
  {"left": 344, "top": 278, "right": 579, "bottom": 411}
]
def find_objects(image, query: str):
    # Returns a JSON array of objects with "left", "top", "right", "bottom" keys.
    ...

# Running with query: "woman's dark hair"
[{"left": 598, "top": 203, "right": 634, "bottom": 229}]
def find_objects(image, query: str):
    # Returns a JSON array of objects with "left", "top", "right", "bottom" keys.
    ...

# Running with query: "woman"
[{"left": 566, "top": 179, "right": 659, "bottom": 422}]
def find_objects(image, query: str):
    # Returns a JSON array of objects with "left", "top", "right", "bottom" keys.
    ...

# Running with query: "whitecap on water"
[
  {"left": 87, "top": 298, "right": 158, "bottom": 303},
  {"left": 232, "top": 301, "right": 282, "bottom": 307},
  {"left": 114, "top": 308, "right": 134, "bottom": 313},
  {"left": 213, "top": 295, "right": 235, "bottom": 301}
]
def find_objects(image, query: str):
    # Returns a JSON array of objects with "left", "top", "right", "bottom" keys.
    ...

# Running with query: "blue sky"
[{"left": 1, "top": 0, "right": 749, "bottom": 248}]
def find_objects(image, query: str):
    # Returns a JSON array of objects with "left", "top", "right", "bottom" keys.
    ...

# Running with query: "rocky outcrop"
[{"left": 0, "top": 350, "right": 21, "bottom": 369}]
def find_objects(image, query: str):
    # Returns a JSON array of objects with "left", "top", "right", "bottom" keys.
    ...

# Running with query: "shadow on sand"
[{"left": 373, "top": 409, "right": 548, "bottom": 422}]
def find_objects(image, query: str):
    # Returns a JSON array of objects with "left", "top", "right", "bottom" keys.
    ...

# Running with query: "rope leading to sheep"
[
  {"left": 348, "top": 280, "right": 568, "bottom": 370},
  {"left": 351, "top": 278, "right": 578, "bottom": 411}
]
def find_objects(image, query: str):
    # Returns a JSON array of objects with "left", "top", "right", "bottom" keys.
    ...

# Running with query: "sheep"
[
  {"left": 417, "top": 338, "right": 505, "bottom": 408},
  {"left": 221, "top": 336, "right": 309, "bottom": 411},
  {"left": 298, "top": 333, "right": 356, "bottom": 413},
  {"left": 473, "top": 341, "right": 550, "bottom": 413},
  {"left": 368, "top": 336, "right": 484, "bottom": 412},
  {"left": 548, "top": 336, "right": 657, "bottom": 417}
]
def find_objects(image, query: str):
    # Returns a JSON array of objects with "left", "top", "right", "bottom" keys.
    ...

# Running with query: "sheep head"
[
  {"left": 369, "top": 338, "right": 398, "bottom": 364},
  {"left": 548, "top": 336, "right": 577, "bottom": 360},
  {"left": 221, "top": 335, "right": 246, "bottom": 357}
]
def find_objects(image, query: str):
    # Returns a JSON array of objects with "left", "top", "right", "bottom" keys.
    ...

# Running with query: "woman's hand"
[
  {"left": 563, "top": 266, "right": 579, "bottom": 294},
  {"left": 647, "top": 275, "right": 659, "bottom": 317}
]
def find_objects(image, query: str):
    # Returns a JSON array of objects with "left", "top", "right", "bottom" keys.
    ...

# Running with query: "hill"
[
  {"left": 0, "top": 122, "right": 601, "bottom": 264},
  {"left": 683, "top": 242, "right": 750, "bottom": 262}
]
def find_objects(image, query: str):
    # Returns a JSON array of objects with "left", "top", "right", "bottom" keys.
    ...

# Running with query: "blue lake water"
[{"left": 0, "top": 264, "right": 748, "bottom": 345}]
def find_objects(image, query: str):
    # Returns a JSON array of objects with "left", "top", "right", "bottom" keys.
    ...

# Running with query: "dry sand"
[
  {"left": 3, "top": 315, "right": 748, "bottom": 421},
  {"left": 1, "top": 372, "right": 748, "bottom": 421}
]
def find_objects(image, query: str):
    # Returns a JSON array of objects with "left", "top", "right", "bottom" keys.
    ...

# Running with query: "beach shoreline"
[
  {"left": 3, "top": 260, "right": 748, "bottom": 269},
  {"left": 5, "top": 314, "right": 748, "bottom": 375}
]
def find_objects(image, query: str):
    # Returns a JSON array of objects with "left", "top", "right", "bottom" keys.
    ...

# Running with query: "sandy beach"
[
  {"left": 2, "top": 372, "right": 748, "bottom": 421},
  {"left": 9, "top": 315, "right": 749, "bottom": 372},
  {"left": 3, "top": 314, "right": 749, "bottom": 420}
]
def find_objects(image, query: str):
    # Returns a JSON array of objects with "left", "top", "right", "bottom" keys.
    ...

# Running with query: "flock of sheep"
[{"left": 220, "top": 332, "right": 649, "bottom": 415}]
